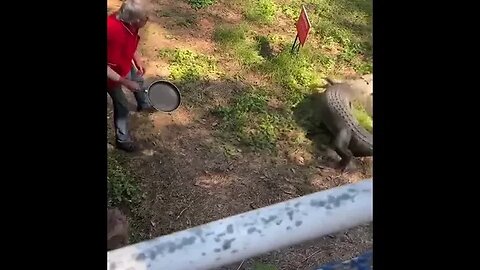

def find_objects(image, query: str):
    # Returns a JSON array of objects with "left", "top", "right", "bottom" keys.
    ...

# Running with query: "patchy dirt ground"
[{"left": 107, "top": 0, "right": 372, "bottom": 269}]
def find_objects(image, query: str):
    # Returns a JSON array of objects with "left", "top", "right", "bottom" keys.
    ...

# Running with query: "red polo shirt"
[{"left": 107, "top": 13, "right": 140, "bottom": 89}]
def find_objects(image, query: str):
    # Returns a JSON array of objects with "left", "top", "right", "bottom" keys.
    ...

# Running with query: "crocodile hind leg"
[{"left": 333, "top": 128, "right": 354, "bottom": 171}]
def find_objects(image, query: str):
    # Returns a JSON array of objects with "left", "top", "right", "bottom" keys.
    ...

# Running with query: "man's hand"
[
  {"left": 135, "top": 60, "right": 146, "bottom": 76},
  {"left": 133, "top": 52, "right": 146, "bottom": 76},
  {"left": 119, "top": 78, "right": 141, "bottom": 92}
]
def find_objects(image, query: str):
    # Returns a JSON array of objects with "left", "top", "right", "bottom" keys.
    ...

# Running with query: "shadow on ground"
[{"left": 292, "top": 92, "right": 342, "bottom": 165}]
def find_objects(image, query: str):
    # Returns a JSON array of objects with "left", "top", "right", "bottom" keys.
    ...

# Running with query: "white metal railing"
[{"left": 108, "top": 179, "right": 373, "bottom": 270}]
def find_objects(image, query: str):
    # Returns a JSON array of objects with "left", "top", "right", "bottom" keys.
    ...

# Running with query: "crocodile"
[{"left": 316, "top": 74, "right": 373, "bottom": 170}]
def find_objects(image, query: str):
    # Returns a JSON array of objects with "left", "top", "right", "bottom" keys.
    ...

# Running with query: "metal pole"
[
  {"left": 108, "top": 179, "right": 373, "bottom": 270},
  {"left": 291, "top": 34, "right": 299, "bottom": 53}
]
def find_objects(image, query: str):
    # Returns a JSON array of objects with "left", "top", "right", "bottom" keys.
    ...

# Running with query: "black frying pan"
[{"left": 143, "top": 80, "right": 181, "bottom": 112}]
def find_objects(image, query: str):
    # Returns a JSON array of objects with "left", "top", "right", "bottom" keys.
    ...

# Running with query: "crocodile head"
[
  {"left": 360, "top": 74, "right": 373, "bottom": 85},
  {"left": 346, "top": 74, "right": 373, "bottom": 118}
]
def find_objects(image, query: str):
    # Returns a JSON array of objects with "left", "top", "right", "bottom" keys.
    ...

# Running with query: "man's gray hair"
[{"left": 117, "top": 0, "right": 149, "bottom": 24}]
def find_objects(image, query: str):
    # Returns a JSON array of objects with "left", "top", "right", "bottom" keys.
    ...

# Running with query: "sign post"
[{"left": 291, "top": 5, "right": 312, "bottom": 54}]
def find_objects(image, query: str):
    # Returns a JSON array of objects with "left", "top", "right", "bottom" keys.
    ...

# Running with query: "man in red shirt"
[{"left": 107, "top": 0, "right": 154, "bottom": 152}]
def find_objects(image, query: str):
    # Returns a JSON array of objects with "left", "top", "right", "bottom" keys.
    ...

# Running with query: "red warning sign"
[{"left": 296, "top": 6, "right": 311, "bottom": 46}]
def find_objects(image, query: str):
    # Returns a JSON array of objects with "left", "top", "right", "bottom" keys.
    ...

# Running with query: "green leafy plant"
[
  {"left": 159, "top": 49, "right": 219, "bottom": 83},
  {"left": 187, "top": 0, "right": 215, "bottom": 9},
  {"left": 107, "top": 154, "right": 142, "bottom": 207},
  {"left": 245, "top": 0, "right": 278, "bottom": 24}
]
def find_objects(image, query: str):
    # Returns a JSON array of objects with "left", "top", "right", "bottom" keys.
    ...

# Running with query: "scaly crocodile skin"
[{"left": 325, "top": 86, "right": 372, "bottom": 150}]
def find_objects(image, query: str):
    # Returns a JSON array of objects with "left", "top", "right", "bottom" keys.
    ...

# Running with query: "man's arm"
[
  {"left": 132, "top": 51, "right": 141, "bottom": 67},
  {"left": 107, "top": 65, "right": 140, "bottom": 91},
  {"left": 107, "top": 65, "right": 121, "bottom": 82},
  {"left": 132, "top": 51, "right": 145, "bottom": 75}
]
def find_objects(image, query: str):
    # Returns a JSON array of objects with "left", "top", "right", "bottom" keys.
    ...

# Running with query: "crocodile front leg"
[{"left": 333, "top": 128, "right": 354, "bottom": 171}]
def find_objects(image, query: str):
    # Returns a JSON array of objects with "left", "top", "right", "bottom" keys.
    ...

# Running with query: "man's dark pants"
[{"left": 107, "top": 68, "right": 150, "bottom": 144}]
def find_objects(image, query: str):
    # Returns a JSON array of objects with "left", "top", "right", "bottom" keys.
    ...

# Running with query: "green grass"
[
  {"left": 254, "top": 262, "right": 278, "bottom": 270},
  {"left": 172, "top": 0, "right": 371, "bottom": 127},
  {"left": 280, "top": 2, "right": 298, "bottom": 20},
  {"left": 213, "top": 24, "right": 264, "bottom": 66},
  {"left": 213, "top": 28, "right": 324, "bottom": 108},
  {"left": 282, "top": 0, "right": 372, "bottom": 73},
  {"left": 187, "top": 0, "right": 216, "bottom": 9},
  {"left": 263, "top": 0, "right": 374, "bottom": 74},
  {"left": 213, "top": 24, "right": 248, "bottom": 45},
  {"left": 174, "top": 0, "right": 372, "bottom": 153},
  {"left": 245, "top": 0, "right": 278, "bottom": 24},
  {"left": 212, "top": 87, "right": 305, "bottom": 151},
  {"left": 236, "top": 42, "right": 265, "bottom": 66},
  {"left": 258, "top": 48, "right": 323, "bottom": 107},
  {"left": 107, "top": 153, "right": 142, "bottom": 208},
  {"left": 159, "top": 49, "right": 220, "bottom": 83},
  {"left": 352, "top": 104, "right": 373, "bottom": 133},
  {"left": 108, "top": 153, "right": 152, "bottom": 242}
]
